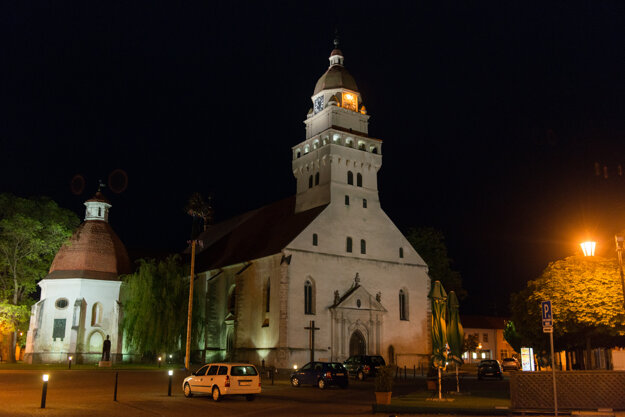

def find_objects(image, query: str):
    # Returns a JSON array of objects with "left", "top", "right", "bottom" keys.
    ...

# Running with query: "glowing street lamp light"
[
  {"left": 41, "top": 374, "right": 49, "bottom": 408},
  {"left": 158, "top": 356, "right": 162, "bottom": 368},
  {"left": 615, "top": 235, "right": 625, "bottom": 309},
  {"left": 68, "top": 356, "right": 72, "bottom": 370},
  {"left": 168, "top": 370, "right": 173, "bottom": 396},
  {"left": 580, "top": 241, "right": 596, "bottom": 257}
]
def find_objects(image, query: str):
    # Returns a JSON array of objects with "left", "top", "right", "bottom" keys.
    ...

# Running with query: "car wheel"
[
  {"left": 318, "top": 378, "right": 326, "bottom": 390},
  {"left": 357, "top": 371, "right": 365, "bottom": 381},
  {"left": 291, "top": 377, "right": 300, "bottom": 387},
  {"left": 246, "top": 394, "right": 255, "bottom": 401},
  {"left": 183, "top": 383, "right": 193, "bottom": 398},
  {"left": 212, "top": 386, "right": 222, "bottom": 402}
]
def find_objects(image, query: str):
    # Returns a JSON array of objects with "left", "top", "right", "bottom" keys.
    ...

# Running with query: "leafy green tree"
[
  {"left": 503, "top": 320, "right": 523, "bottom": 354},
  {"left": 510, "top": 255, "right": 625, "bottom": 365},
  {"left": 405, "top": 227, "right": 466, "bottom": 298},
  {"left": 462, "top": 333, "right": 479, "bottom": 354},
  {"left": 0, "top": 194, "right": 79, "bottom": 362},
  {"left": 121, "top": 255, "right": 201, "bottom": 359}
]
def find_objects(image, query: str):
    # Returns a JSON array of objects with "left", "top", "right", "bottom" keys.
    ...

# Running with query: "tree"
[
  {"left": 405, "top": 227, "right": 466, "bottom": 298},
  {"left": 510, "top": 255, "right": 625, "bottom": 368},
  {"left": 503, "top": 320, "right": 523, "bottom": 355},
  {"left": 121, "top": 255, "right": 202, "bottom": 358},
  {"left": 0, "top": 194, "right": 79, "bottom": 362},
  {"left": 462, "top": 333, "right": 479, "bottom": 354}
]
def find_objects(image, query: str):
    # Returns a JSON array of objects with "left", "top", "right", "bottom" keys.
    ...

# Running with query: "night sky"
[{"left": 3, "top": 1, "right": 625, "bottom": 315}]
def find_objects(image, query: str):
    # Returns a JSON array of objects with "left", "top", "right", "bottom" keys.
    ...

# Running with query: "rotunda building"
[{"left": 25, "top": 192, "right": 131, "bottom": 364}]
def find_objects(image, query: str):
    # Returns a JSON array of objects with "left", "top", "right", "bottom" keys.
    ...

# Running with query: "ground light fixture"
[
  {"left": 68, "top": 356, "right": 72, "bottom": 370},
  {"left": 168, "top": 370, "right": 173, "bottom": 396},
  {"left": 158, "top": 356, "right": 162, "bottom": 368},
  {"left": 41, "top": 374, "right": 49, "bottom": 408},
  {"left": 580, "top": 241, "right": 596, "bottom": 257}
]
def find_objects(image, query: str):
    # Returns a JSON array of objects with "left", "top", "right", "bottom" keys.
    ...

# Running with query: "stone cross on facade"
[{"left": 304, "top": 320, "right": 320, "bottom": 362}]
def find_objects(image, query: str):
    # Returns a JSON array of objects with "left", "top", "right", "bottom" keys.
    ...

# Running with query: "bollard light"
[
  {"left": 158, "top": 356, "right": 162, "bottom": 368},
  {"left": 168, "top": 370, "right": 173, "bottom": 396},
  {"left": 68, "top": 356, "right": 72, "bottom": 370},
  {"left": 580, "top": 241, "right": 596, "bottom": 257},
  {"left": 41, "top": 374, "right": 49, "bottom": 408}
]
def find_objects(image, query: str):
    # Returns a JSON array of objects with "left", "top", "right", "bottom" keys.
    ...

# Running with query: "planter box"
[{"left": 375, "top": 391, "right": 392, "bottom": 405}]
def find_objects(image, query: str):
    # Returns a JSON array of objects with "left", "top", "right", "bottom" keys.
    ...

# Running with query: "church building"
[
  {"left": 24, "top": 191, "right": 131, "bottom": 363},
  {"left": 192, "top": 41, "right": 432, "bottom": 369}
]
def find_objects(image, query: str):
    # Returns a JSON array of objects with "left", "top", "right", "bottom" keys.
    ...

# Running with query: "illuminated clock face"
[
  {"left": 342, "top": 92, "right": 357, "bottom": 111},
  {"left": 314, "top": 96, "right": 324, "bottom": 113}
]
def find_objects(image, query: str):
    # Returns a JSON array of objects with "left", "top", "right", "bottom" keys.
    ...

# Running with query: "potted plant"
[{"left": 374, "top": 365, "right": 395, "bottom": 405}]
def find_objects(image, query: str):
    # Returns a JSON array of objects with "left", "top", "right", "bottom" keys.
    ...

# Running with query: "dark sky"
[{"left": 3, "top": 1, "right": 625, "bottom": 315}]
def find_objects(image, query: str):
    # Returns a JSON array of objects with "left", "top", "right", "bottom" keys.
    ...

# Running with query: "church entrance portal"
[{"left": 349, "top": 330, "right": 366, "bottom": 356}]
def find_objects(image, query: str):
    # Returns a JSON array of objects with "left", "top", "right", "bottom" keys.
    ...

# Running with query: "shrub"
[{"left": 374, "top": 365, "right": 395, "bottom": 392}]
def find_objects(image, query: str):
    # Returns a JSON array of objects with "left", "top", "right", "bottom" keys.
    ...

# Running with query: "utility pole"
[{"left": 185, "top": 240, "right": 196, "bottom": 371}]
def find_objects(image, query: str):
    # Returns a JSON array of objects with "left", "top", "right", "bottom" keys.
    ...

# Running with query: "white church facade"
[
  {"left": 24, "top": 192, "right": 131, "bottom": 364},
  {"left": 192, "top": 41, "right": 432, "bottom": 369}
]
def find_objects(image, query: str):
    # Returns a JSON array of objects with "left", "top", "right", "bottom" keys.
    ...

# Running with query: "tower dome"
[
  {"left": 313, "top": 38, "right": 359, "bottom": 95},
  {"left": 47, "top": 192, "right": 131, "bottom": 281}
]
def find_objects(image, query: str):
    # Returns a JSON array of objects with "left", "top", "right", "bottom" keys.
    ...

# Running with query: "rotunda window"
[{"left": 55, "top": 298, "right": 69, "bottom": 309}]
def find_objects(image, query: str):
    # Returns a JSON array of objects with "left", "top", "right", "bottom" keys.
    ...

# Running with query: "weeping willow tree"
[{"left": 121, "top": 255, "right": 201, "bottom": 358}]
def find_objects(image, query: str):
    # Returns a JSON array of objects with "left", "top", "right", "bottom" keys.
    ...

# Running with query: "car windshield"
[
  {"left": 230, "top": 366, "right": 257, "bottom": 376},
  {"left": 327, "top": 363, "right": 345, "bottom": 371}
]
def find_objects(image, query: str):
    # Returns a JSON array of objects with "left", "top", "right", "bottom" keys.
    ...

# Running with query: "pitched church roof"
[{"left": 193, "top": 196, "right": 327, "bottom": 271}]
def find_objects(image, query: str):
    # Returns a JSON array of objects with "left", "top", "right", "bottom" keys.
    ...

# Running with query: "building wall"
[
  {"left": 24, "top": 278, "right": 122, "bottom": 364},
  {"left": 463, "top": 326, "right": 517, "bottom": 363}
]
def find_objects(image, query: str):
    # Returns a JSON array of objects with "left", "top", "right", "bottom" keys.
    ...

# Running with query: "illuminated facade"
[{"left": 192, "top": 40, "right": 432, "bottom": 369}]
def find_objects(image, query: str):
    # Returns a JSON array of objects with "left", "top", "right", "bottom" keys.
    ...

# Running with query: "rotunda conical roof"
[{"left": 46, "top": 193, "right": 131, "bottom": 281}]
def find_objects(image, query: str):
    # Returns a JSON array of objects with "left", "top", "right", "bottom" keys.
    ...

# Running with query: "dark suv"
[
  {"left": 477, "top": 359, "right": 503, "bottom": 380},
  {"left": 343, "top": 355, "right": 386, "bottom": 381}
]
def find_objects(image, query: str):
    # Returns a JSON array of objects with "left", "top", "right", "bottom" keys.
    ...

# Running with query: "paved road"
[{"left": 0, "top": 369, "right": 442, "bottom": 417}]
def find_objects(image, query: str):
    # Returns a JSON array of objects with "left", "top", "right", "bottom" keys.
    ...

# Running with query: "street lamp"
[
  {"left": 580, "top": 241, "right": 596, "bottom": 257},
  {"left": 614, "top": 235, "right": 625, "bottom": 309}
]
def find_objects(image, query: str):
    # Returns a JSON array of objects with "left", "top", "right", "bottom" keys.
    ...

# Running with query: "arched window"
[
  {"left": 308, "top": 175, "right": 313, "bottom": 188},
  {"left": 347, "top": 171, "right": 354, "bottom": 185},
  {"left": 312, "top": 233, "right": 318, "bottom": 246},
  {"left": 357, "top": 173, "right": 363, "bottom": 187},
  {"left": 98, "top": 207, "right": 102, "bottom": 217},
  {"left": 363, "top": 199, "right": 367, "bottom": 208},
  {"left": 346, "top": 237, "right": 353, "bottom": 253},
  {"left": 296, "top": 150, "right": 301, "bottom": 158},
  {"left": 265, "top": 279, "right": 271, "bottom": 313},
  {"left": 228, "top": 285, "right": 236, "bottom": 316},
  {"left": 91, "top": 302, "right": 103, "bottom": 326},
  {"left": 399, "top": 247, "right": 404, "bottom": 258},
  {"left": 345, "top": 195, "right": 350, "bottom": 206},
  {"left": 399, "top": 289, "right": 408, "bottom": 320},
  {"left": 315, "top": 172, "right": 320, "bottom": 185},
  {"left": 305, "top": 280, "right": 315, "bottom": 315},
  {"left": 371, "top": 146, "right": 378, "bottom": 154},
  {"left": 360, "top": 239, "right": 366, "bottom": 254}
]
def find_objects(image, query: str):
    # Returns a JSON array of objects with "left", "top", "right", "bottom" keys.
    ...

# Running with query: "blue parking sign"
[{"left": 541, "top": 300, "right": 552, "bottom": 327}]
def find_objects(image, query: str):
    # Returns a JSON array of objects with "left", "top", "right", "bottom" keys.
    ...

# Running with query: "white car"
[{"left": 182, "top": 363, "right": 261, "bottom": 401}]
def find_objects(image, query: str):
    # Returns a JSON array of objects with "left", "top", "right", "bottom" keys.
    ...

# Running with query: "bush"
[{"left": 374, "top": 365, "right": 395, "bottom": 392}]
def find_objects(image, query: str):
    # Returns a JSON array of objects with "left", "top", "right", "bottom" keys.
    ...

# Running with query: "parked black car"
[
  {"left": 343, "top": 355, "right": 386, "bottom": 381},
  {"left": 477, "top": 359, "right": 503, "bottom": 380},
  {"left": 290, "top": 362, "right": 349, "bottom": 389}
]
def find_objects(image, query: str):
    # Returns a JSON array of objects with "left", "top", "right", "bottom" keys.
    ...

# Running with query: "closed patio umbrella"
[
  {"left": 446, "top": 290, "right": 464, "bottom": 393},
  {"left": 428, "top": 280, "right": 448, "bottom": 400}
]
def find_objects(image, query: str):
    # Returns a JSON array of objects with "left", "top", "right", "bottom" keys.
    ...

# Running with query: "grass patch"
[
  {"left": 0, "top": 362, "right": 186, "bottom": 371},
  {"left": 393, "top": 389, "right": 510, "bottom": 410}
]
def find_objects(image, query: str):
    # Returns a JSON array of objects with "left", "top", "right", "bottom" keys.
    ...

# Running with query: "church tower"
[{"left": 292, "top": 38, "right": 382, "bottom": 213}]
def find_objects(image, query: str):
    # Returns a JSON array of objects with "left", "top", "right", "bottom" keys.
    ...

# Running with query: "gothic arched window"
[
  {"left": 357, "top": 173, "right": 363, "bottom": 187},
  {"left": 315, "top": 172, "right": 320, "bottom": 185},
  {"left": 308, "top": 175, "right": 313, "bottom": 188},
  {"left": 265, "top": 279, "right": 271, "bottom": 313},
  {"left": 305, "top": 280, "right": 315, "bottom": 315},
  {"left": 399, "top": 289, "right": 409, "bottom": 321},
  {"left": 347, "top": 171, "right": 354, "bottom": 185},
  {"left": 312, "top": 233, "right": 318, "bottom": 246},
  {"left": 346, "top": 237, "right": 353, "bottom": 253},
  {"left": 363, "top": 198, "right": 367, "bottom": 208},
  {"left": 227, "top": 286, "right": 236, "bottom": 316},
  {"left": 345, "top": 195, "right": 350, "bottom": 206},
  {"left": 399, "top": 247, "right": 404, "bottom": 258},
  {"left": 360, "top": 239, "right": 366, "bottom": 254},
  {"left": 91, "top": 302, "right": 103, "bottom": 326}
]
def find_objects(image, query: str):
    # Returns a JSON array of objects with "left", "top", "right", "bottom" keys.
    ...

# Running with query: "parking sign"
[{"left": 541, "top": 300, "right": 552, "bottom": 327}]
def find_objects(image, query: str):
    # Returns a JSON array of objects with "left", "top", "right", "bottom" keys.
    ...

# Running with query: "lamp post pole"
[
  {"left": 615, "top": 235, "right": 625, "bottom": 309},
  {"left": 185, "top": 240, "right": 196, "bottom": 371}
]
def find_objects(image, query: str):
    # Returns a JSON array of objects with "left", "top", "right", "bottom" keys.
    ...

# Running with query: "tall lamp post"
[{"left": 614, "top": 235, "right": 625, "bottom": 309}]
